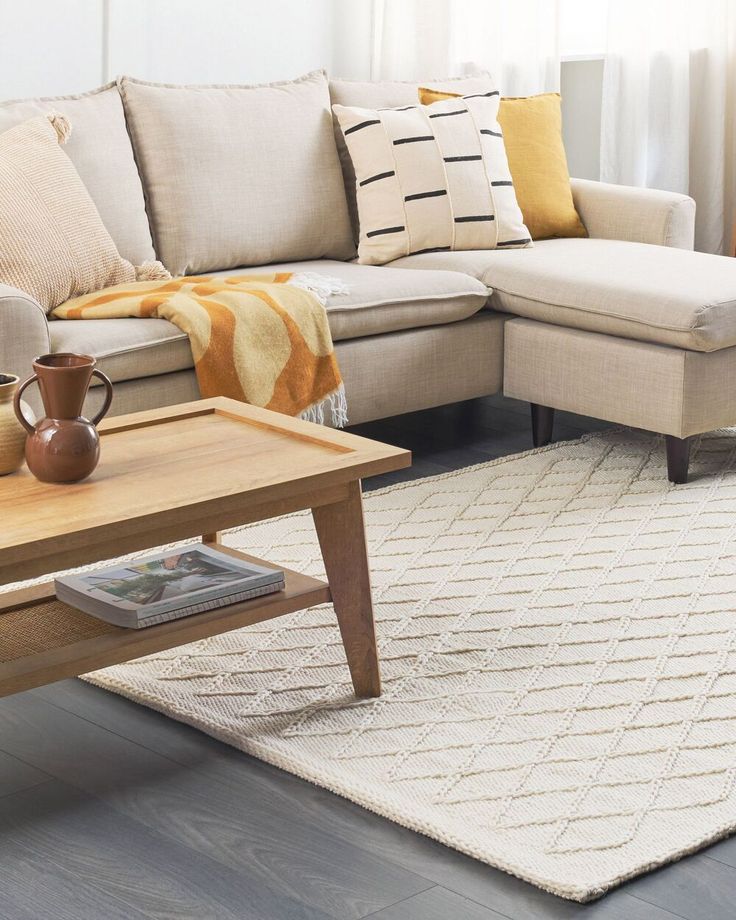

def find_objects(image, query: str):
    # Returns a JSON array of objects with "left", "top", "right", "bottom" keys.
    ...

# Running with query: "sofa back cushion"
[
  {"left": 329, "top": 74, "right": 497, "bottom": 238},
  {"left": 0, "top": 83, "right": 155, "bottom": 265},
  {"left": 119, "top": 70, "right": 356, "bottom": 276}
]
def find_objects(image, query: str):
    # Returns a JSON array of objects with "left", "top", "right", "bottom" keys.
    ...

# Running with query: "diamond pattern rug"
[{"left": 86, "top": 428, "right": 736, "bottom": 901}]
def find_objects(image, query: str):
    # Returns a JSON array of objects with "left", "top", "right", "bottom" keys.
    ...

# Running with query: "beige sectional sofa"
[{"left": 3, "top": 70, "right": 733, "bottom": 484}]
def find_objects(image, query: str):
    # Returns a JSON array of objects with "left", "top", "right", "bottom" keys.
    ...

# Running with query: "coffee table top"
[{"left": 0, "top": 398, "right": 410, "bottom": 585}]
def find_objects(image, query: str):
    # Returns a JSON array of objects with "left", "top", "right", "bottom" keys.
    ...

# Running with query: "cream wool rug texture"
[{"left": 85, "top": 428, "right": 736, "bottom": 902}]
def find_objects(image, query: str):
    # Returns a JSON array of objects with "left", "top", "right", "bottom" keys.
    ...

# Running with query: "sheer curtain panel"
[
  {"left": 601, "top": 0, "right": 736, "bottom": 253},
  {"left": 370, "top": 0, "right": 560, "bottom": 96}
]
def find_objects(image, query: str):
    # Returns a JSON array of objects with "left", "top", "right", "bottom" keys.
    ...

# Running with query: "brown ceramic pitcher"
[{"left": 13, "top": 353, "right": 113, "bottom": 483}]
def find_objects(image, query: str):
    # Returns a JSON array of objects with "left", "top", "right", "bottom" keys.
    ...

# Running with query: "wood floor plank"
[
  {"left": 0, "top": 693, "right": 434, "bottom": 920},
  {"left": 696, "top": 833, "right": 736, "bottom": 868},
  {"left": 0, "top": 748, "right": 50, "bottom": 798},
  {"left": 363, "top": 885, "right": 507, "bottom": 919},
  {"left": 624, "top": 853, "right": 736, "bottom": 920},
  {"left": 0, "top": 780, "right": 280, "bottom": 920}
]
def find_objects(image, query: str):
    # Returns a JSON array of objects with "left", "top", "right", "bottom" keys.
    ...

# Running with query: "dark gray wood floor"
[{"left": 1, "top": 393, "right": 734, "bottom": 919}]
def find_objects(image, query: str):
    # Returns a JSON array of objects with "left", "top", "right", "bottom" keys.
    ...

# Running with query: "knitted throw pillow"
[
  {"left": 0, "top": 114, "right": 169, "bottom": 312},
  {"left": 332, "top": 91, "right": 532, "bottom": 265}
]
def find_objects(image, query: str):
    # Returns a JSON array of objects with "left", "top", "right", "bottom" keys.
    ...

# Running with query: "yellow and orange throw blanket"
[{"left": 53, "top": 272, "right": 349, "bottom": 426}]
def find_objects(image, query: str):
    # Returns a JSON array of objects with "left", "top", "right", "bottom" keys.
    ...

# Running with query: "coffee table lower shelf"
[{"left": 0, "top": 546, "right": 331, "bottom": 698}]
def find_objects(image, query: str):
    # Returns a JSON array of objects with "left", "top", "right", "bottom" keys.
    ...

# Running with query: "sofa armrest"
[
  {"left": 570, "top": 178, "right": 696, "bottom": 250},
  {"left": 0, "top": 284, "right": 50, "bottom": 380}
]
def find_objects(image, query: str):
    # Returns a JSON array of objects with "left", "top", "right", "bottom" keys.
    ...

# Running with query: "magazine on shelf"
[{"left": 54, "top": 543, "right": 285, "bottom": 629}]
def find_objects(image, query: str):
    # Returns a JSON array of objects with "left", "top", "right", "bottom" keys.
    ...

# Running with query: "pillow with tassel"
[{"left": 0, "top": 113, "right": 169, "bottom": 312}]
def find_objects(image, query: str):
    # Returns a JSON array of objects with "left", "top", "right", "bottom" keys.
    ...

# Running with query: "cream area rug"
[{"left": 86, "top": 428, "right": 736, "bottom": 902}]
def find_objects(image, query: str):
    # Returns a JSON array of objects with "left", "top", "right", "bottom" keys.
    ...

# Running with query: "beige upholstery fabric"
[
  {"left": 100, "top": 313, "right": 505, "bottom": 427},
  {"left": 91, "top": 370, "right": 201, "bottom": 417},
  {"left": 220, "top": 259, "right": 489, "bottom": 340},
  {"left": 0, "top": 284, "right": 50, "bottom": 381},
  {"left": 49, "top": 258, "right": 488, "bottom": 386},
  {"left": 329, "top": 74, "right": 496, "bottom": 239},
  {"left": 570, "top": 178, "right": 695, "bottom": 250},
  {"left": 0, "top": 115, "right": 136, "bottom": 312},
  {"left": 333, "top": 93, "right": 531, "bottom": 265},
  {"left": 504, "top": 318, "right": 736, "bottom": 438},
  {"left": 0, "top": 83, "right": 155, "bottom": 264},
  {"left": 50, "top": 317, "right": 190, "bottom": 383},
  {"left": 329, "top": 74, "right": 496, "bottom": 110},
  {"left": 335, "top": 313, "right": 505, "bottom": 424},
  {"left": 119, "top": 71, "right": 355, "bottom": 276},
  {"left": 391, "top": 238, "right": 736, "bottom": 352}
]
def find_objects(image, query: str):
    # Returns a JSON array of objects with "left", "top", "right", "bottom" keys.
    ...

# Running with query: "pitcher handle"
[
  {"left": 90, "top": 369, "right": 114, "bottom": 426},
  {"left": 13, "top": 374, "right": 38, "bottom": 435}
]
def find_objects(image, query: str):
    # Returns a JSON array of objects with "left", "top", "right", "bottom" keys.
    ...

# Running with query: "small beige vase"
[{"left": 0, "top": 374, "right": 28, "bottom": 475}]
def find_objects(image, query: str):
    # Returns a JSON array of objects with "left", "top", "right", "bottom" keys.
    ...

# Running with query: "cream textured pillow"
[
  {"left": 0, "top": 114, "right": 156, "bottom": 312},
  {"left": 333, "top": 91, "right": 532, "bottom": 265},
  {"left": 329, "top": 74, "right": 498, "bottom": 241}
]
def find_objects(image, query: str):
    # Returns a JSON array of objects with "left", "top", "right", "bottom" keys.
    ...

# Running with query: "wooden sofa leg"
[
  {"left": 665, "top": 435, "right": 691, "bottom": 484},
  {"left": 531, "top": 404, "right": 555, "bottom": 448}
]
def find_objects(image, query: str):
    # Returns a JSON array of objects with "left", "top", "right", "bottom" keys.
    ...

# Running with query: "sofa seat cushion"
[
  {"left": 389, "top": 238, "right": 736, "bottom": 352},
  {"left": 213, "top": 259, "right": 489, "bottom": 341},
  {"left": 50, "top": 260, "right": 488, "bottom": 385},
  {"left": 50, "top": 317, "right": 192, "bottom": 384}
]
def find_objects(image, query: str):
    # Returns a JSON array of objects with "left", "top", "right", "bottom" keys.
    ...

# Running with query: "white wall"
[
  {"left": 0, "top": 0, "right": 601, "bottom": 178},
  {"left": 0, "top": 0, "right": 104, "bottom": 97},
  {"left": 107, "top": 0, "right": 335, "bottom": 85},
  {"left": 0, "top": 0, "right": 336, "bottom": 94}
]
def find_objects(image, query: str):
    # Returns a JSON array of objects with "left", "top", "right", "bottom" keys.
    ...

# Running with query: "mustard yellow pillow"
[{"left": 419, "top": 88, "right": 586, "bottom": 240}]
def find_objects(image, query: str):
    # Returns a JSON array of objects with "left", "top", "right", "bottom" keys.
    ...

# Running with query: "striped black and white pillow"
[{"left": 332, "top": 91, "right": 532, "bottom": 265}]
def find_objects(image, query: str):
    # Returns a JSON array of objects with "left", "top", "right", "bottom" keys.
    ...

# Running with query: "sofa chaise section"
[{"left": 386, "top": 181, "right": 736, "bottom": 483}]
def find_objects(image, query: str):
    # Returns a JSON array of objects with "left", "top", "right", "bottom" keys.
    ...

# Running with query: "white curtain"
[
  {"left": 370, "top": 0, "right": 560, "bottom": 96},
  {"left": 601, "top": 0, "right": 736, "bottom": 253}
]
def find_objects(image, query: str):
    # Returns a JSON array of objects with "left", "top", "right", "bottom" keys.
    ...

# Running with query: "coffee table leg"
[
  {"left": 312, "top": 481, "right": 381, "bottom": 698},
  {"left": 202, "top": 531, "right": 222, "bottom": 543}
]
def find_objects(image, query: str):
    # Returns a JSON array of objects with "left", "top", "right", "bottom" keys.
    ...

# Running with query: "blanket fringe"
[
  {"left": 299, "top": 383, "right": 348, "bottom": 429},
  {"left": 289, "top": 272, "right": 350, "bottom": 306}
]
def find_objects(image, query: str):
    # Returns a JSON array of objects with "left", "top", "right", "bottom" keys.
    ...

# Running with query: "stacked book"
[{"left": 55, "top": 544, "right": 285, "bottom": 629}]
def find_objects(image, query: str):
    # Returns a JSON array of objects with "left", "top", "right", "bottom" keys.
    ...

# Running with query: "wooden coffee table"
[{"left": 0, "top": 398, "right": 410, "bottom": 700}]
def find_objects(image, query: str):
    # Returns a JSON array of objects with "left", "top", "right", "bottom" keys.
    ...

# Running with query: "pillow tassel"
[
  {"left": 135, "top": 260, "right": 172, "bottom": 281},
  {"left": 48, "top": 113, "right": 72, "bottom": 144}
]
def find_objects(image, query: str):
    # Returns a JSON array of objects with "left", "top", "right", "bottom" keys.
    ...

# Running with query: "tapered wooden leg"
[
  {"left": 665, "top": 435, "right": 691, "bottom": 484},
  {"left": 312, "top": 480, "right": 381, "bottom": 698},
  {"left": 531, "top": 403, "right": 555, "bottom": 448},
  {"left": 202, "top": 532, "right": 223, "bottom": 543}
]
